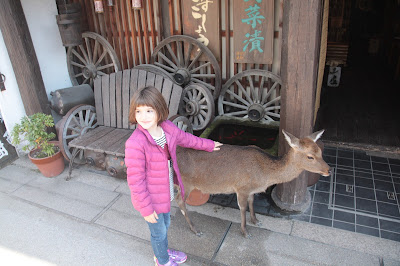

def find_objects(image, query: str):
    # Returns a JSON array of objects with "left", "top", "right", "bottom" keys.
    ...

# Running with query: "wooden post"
[
  {"left": 271, "top": 0, "right": 323, "bottom": 212},
  {"left": 0, "top": 0, "right": 51, "bottom": 116}
]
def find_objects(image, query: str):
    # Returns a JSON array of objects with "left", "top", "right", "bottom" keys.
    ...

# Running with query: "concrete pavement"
[{"left": 1, "top": 156, "right": 399, "bottom": 265}]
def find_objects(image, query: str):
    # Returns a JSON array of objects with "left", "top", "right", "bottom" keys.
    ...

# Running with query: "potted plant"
[{"left": 11, "top": 113, "right": 65, "bottom": 177}]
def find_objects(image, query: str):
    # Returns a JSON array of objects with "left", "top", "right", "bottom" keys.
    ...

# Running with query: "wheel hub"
[
  {"left": 248, "top": 104, "right": 265, "bottom": 121},
  {"left": 185, "top": 100, "right": 200, "bottom": 116},
  {"left": 83, "top": 64, "right": 97, "bottom": 79},
  {"left": 173, "top": 69, "right": 190, "bottom": 86}
]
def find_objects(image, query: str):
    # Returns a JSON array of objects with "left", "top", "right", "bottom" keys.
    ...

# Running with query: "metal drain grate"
[
  {"left": 346, "top": 185, "right": 354, "bottom": 193},
  {"left": 387, "top": 192, "right": 396, "bottom": 200}
]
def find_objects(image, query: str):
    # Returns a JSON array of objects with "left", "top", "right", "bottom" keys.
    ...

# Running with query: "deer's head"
[{"left": 283, "top": 129, "right": 331, "bottom": 177}]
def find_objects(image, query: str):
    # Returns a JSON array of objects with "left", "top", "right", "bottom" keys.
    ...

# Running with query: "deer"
[{"left": 175, "top": 129, "right": 331, "bottom": 238}]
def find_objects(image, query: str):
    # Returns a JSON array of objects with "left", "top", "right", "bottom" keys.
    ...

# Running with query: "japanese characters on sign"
[
  {"left": 182, "top": 0, "right": 220, "bottom": 61},
  {"left": 234, "top": 0, "right": 274, "bottom": 64}
]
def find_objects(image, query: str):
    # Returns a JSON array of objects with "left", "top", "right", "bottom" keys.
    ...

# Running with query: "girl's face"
[{"left": 135, "top": 105, "right": 158, "bottom": 132}]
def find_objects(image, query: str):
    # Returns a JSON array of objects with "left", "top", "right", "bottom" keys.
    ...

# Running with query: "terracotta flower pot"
[
  {"left": 28, "top": 148, "right": 65, "bottom": 177},
  {"left": 185, "top": 189, "right": 210, "bottom": 206}
]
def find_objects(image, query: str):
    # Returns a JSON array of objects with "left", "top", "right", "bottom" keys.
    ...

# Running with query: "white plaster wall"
[{"left": 0, "top": 0, "right": 72, "bottom": 142}]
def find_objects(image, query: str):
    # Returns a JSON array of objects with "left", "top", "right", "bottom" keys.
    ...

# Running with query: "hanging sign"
[
  {"left": 182, "top": 0, "right": 221, "bottom": 61},
  {"left": 233, "top": 0, "right": 274, "bottom": 64}
]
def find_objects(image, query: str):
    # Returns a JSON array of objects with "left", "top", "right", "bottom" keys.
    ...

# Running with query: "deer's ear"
[
  {"left": 308, "top": 130, "right": 324, "bottom": 142},
  {"left": 282, "top": 130, "right": 300, "bottom": 148}
]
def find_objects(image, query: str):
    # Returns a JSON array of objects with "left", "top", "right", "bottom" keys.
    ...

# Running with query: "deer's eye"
[{"left": 307, "top": 156, "right": 314, "bottom": 160}]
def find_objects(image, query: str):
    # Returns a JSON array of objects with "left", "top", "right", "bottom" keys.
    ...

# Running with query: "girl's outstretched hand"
[
  {"left": 213, "top": 141, "right": 223, "bottom": 151},
  {"left": 144, "top": 211, "right": 159, "bottom": 223}
]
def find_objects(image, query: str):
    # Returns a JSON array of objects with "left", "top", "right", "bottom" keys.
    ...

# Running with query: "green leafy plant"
[{"left": 11, "top": 113, "right": 58, "bottom": 158}]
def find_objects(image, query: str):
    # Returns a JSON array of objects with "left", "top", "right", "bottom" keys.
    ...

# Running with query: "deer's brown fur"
[{"left": 175, "top": 130, "right": 331, "bottom": 238}]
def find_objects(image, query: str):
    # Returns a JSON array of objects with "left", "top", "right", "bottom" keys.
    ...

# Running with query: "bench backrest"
[{"left": 94, "top": 68, "right": 183, "bottom": 129}]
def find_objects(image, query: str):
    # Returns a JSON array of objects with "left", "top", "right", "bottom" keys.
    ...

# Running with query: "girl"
[{"left": 125, "top": 86, "right": 222, "bottom": 266}]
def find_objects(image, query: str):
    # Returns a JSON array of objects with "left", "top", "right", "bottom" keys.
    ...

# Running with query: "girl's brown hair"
[{"left": 129, "top": 86, "right": 169, "bottom": 125}]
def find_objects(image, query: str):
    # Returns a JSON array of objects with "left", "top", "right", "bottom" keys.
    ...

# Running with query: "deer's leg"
[
  {"left": 248, "top": 194, "right": 262, "bottom": 226},
  {"left": 175, "top": 186, "right": 202, "bottom": 236},
  {"left": 237, "top": 193, "right": 251, "bottom": 238}
]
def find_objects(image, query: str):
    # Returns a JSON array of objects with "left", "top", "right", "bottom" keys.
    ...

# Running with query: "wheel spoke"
[
  {"left": 187, "top": 50, "right": 203, "bottom": 70},
  {"left": 97, "top": 71, "right": 107, "bottom": 76},
  {"left": 197, "top": 113, "right": 205, "bottom": 125},
  {"left": 71, "top": 61, "right": 86, "bottom": 68},
  {"left": 78, "top": 111, "right": 85, "bottom": 126},
  {"left": 84, "top": 110, "right": 91, "bottom": 124},
  {"left": 261, "top": 81, "right": 279, "bottom": 104},
  {"left": 92, "top": 40, "right": 99, "bottom": 63},
  {"left": 247, "top": 75, "right": 258, "bottom": 102},
  {"left": 265, "top": 106, "right": 280, "bottom": 111},
  {"left": 190, "top": 62, "right": 211, "bottom": 73},
  {"left": 95, "top": 49, "right": 108, "bottom": 67},
  {"left": 97, "top": 63, "right": 115, "bottom": 71},
  {"left": 79, "top": 44, "right": 90, "bottom": 64},
  {"left": 72, "top": 48, "right": 88, "bottom": 65},
  {"left": 225, "top": 89, "right": 251, "bottom": 107},
  {"left": 234, "top": 80, "right": 253, "bottom": 105},
  {"left": 72, "top": 116, "right": 80, "bottom": 126},
  {"left": 184, "top": 43, "right": 193, "bottom": 68},
  {"left": 176, "top": 41, "right": 184, "bottom": 67},
  {"left": 73, "top": 73, "right": 84, "bottom": 78},
  {"left": 67, "top": 126, "right": 81, "bottom": 132},
  {"left": 263, "top": 96, "right": 281, "bottom": 108},
  {"left": 85, "top": 37, "right": 93, "bottom": 63},
  {"left": 157, "top": 52, "right": 178, "bottom": 70},
  {"left": 166, "top": 43, "right": 179, "bottom": 66},
  {"left": 88, "top": 113, "right": 96, "bottom": 126},
  {"left": 265, "top": 112, "right": 280, "bottom": 118},
  {"left": 65, "top": 133, "right": 80, "bottom": 139},
  {"left": 154, "top": 62, "right": 176, "bottom": 73},
  {"left": 222, "top": 100, "right": 249, "bottom": 110}
]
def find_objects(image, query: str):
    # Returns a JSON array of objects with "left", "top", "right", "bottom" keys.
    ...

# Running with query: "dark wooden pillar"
[
  {"left": 271, "top": 0, "right": 323, "bottom": 212},
  {"left": 0, "top": 0, "right": 51, "bottom": 116}
]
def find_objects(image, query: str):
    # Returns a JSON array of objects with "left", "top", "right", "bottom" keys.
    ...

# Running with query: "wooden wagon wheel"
[
  {"left": 169, "top": 115, "right": 193, "bottom": 134},
  {"left": 218, "top": 70, "right": 282, "bottom": 122},
  {"left": 67, "top": 32, "right": 121, "bottom": 87},
  {"left": 58, "top": 105, "right": 97, "bottom": 163},
  {"left": 133, "top": 64, "right": 172, "bottom": 80},
  {"left": 151, "top": 35, "right": 221, "bottom": 100},
  {"left": 179, "top": 84, "right": 214, "bottom": 131}
]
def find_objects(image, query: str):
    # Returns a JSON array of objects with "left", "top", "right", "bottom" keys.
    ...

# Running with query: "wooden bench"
[{"left": 67, "top": 67, "right": 186, "bottom": 180}]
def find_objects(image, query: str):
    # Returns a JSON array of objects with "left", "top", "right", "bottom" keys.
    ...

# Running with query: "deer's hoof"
[{"left": 196, "top": 231, "right": 203, "bottom": 237}]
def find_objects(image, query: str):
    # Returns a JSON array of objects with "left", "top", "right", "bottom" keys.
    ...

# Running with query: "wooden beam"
[
  {"left": 0, "top": 0, "right": 51, "bottom": 116},
  {"left": 272, "top": 0, "right": 323, "bottom": 212}
]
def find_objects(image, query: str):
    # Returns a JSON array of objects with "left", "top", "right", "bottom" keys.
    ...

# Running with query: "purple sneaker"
[
  {"left": 168, "top": 249, "right": 187, "bottom": 264},
  {"left": 154, "top": 256, "right": 178, "bottom": 266}
]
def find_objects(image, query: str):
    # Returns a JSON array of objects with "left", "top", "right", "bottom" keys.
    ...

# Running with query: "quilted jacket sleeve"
[
  {"left": 173, "top": 122, "right": 215, "bottom": 152},
  {"left": 125, "top": 137, "right": 154, "bottom": 217}
]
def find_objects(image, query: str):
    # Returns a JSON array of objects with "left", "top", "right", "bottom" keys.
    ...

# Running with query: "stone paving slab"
[
  {"left": 291, "top": 220, "right": 400, "bottom": 262},
  {"left": 179, "top": 201, "right": 293, "bottom": 235},
  {"left": 215, "top": 223, "right": 380, "bottom": 266},
  {"left": 10, "top": 172, "right": 120, "bottom": 222},
  {"left": 0, "top": 165, "right": 39, "bottom": 193},
  {"left": 0, "top": 194, "right": 155, "bottom": 266},
  {"left": 68, "top": 168, "right": 126, "bottom": 192},
  {"left": 95, "top": 194, "right": 150, "bottom": 240},
  {"left": 168, "top": 209, "right": 232, "bottom": 262}
]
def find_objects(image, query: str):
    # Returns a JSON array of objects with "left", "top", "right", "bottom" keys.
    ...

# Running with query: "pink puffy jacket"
[{"left": 125, "top": 120, "right": 215, "bottom": 217}]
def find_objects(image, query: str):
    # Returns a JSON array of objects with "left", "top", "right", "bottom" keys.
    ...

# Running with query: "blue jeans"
[{"left": 146, "top": 212, "right": 171, "bottom": 264}]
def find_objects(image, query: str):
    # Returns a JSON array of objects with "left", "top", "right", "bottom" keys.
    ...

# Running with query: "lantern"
[
  {"left": 94, "top": 0, "right": 104, "bottom": 13},
  {"left": 132, "top": 0, "right": 142, "bottom": 9}
]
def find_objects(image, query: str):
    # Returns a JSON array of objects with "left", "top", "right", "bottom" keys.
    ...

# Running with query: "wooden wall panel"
[{"left": 77, "top": 0, "right": 282, "bottom": 83}]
